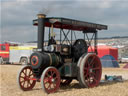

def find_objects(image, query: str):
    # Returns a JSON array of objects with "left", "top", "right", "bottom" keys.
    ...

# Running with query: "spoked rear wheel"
[
  {"left": 41, "top": 67, "right": 60, "bottom": 94},
  {"left": 78, "top": 53, "right": 102, "bottom": 88},
  {"left": 17, "top": 66, "right": 36, "bottom": 91}
]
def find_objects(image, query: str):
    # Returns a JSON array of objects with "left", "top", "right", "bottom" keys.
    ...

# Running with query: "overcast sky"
[{"left": 0, "top": 0, "right": 128, "bottom": 43}]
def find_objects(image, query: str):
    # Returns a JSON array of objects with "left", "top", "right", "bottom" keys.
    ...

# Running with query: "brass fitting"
[{"left": 37, "top": 14, "right": 46, "bottom": 18}]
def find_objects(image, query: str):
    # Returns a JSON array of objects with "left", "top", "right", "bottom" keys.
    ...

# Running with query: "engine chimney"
[{"left": 37, "top": 14, "right": 46, "bottom": 52}]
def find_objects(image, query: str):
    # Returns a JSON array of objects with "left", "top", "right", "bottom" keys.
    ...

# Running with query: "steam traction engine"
[{"left": 17, "top": 14, "right": 107, "bottom": 93}]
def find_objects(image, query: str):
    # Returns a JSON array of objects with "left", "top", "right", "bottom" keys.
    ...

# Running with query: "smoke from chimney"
[
  {"left": 39, "top": 2, "right": 54, "bottom": 16},
  {"left": 39, "top": 8, "right": 50, "bottom": 15}
]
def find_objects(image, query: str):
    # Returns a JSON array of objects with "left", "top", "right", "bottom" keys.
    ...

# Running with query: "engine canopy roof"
[{"left": 33, "top": 17, "right": 107, "bottom": 32}]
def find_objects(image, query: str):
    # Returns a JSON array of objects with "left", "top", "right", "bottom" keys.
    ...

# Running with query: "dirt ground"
[{"left": 0, "top": 64, "right": 128, "bottom": 96}]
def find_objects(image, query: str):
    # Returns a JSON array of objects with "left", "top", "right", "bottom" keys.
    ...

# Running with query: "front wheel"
[
  {"left": 17, "top": 66, "right": 36, "bottom": 91},
  {"left": 41, "top": 67, "right": 60, "bottom": 94}
]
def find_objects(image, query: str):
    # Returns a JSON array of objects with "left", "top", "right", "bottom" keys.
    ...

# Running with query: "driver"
[{"left": 48, "top": 36, "right": 56, "bottom": 45}]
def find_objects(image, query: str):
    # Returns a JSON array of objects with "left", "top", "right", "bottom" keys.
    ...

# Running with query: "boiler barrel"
[{"left": 30, "top": 52, "right": 60, "bottom": 69}]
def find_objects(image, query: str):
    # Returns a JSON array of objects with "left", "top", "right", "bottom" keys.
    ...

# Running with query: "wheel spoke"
[
  {"left": 89, "top": 73, "right": 91, "bottom": 80},
  {"left": 90, "top": 72, "right": 96, "bottom": 76},
  {"left": 45, "top": 72, "right": 49, "bottom": 77},
  {"left": 89, "top": 56, "right": 95, "bottom": 67},
  {"left": 47, "top": 83, "right": 51, "bottom": 89},
  {"left": 44, "top": 78, "right": 49, "bottom": 83},
  {"left": 53, "top": 83, "right": 56, "bottom": 87},
  {"left": 20, "top": 80, "right": 25, "bottom": 84},
  {"left": 51, "top": 71, "right": 55, "bottom": 76},
  {"left": 25, "top": 69, "right": 27, "bottom": 74},
  {"left": 27, "top": 81, "right": 29, "bottom": 87},
  {"left": 85, "top": 72, "right": 89, "bottom": 77},
  {"left": 86, "top": 78, "right": 91, "bottom": 86},
  {"left": 44, "top": 81, "right": 48, "bottom": 84},
  {"left": 28, "top": 70, "right": 32, "bottom": 76},
  {"left": 90, "top": 62, "right": 95, "bottom": 68},
  {"left": 86, "top": 71, "right": 99, "bottom": 87},
  {"left": 93, "top": 78, "right": 98, "bottom": 83},
  {"left": 29, "top": 73, "right": 33, "bottom": 76},
  {"left": 23, "top": 81, "right": 25, "bottom": 87},
  {"left": 85, "top": 72, "right": 94, "bottom": 86},
  {"left": 54, "top": 76, "right": 58, "bottom": 80},
  {"left": 22, "top": 71, "right": 26, "bottom": 76},
  {"left": 20, "top": 76, "right": 25, "bottom": 78},
  {"left": 87, "top": 61, "right": 90, "bottom": 67},
  {"left": 92, "top": 67, "right": 100, "bottom": 70},
  {"left": 91, "top": 56, "right": 95, "bottom": 63}
]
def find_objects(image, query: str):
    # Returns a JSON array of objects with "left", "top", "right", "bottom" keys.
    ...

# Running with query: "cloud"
[{"left": 1, "top": 0, "right": 128, "bottom": 43}]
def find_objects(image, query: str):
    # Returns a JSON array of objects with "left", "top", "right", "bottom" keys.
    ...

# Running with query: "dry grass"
[{"left": 0, "top": 64, "right": 128, "bottom": 96}]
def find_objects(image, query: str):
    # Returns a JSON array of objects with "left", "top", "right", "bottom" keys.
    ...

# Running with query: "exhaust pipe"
[{"left": 37, "top": 14, "right": 46, "bottom": 52}]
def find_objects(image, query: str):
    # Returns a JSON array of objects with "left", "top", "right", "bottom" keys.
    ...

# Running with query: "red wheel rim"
[
  {"left": 18, "top": 66, "right": 36, "bottom": 91},
  {"left": 60, "top": 79, "right": 72, "bottom": 86},
  {"left": 42, "top": 68, "right": 60, "bottom": 93},
  {"left": 31, "top": 56, "right": 39, "bottom": 66},
  {"left": 83, "top": 55, "right": 102, "bottom": 88}
]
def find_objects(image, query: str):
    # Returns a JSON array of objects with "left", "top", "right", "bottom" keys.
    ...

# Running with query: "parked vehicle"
[
  {"left": 0, "top": 44, "right": 9, "bottom": 64},
  {"left": 9, "top": 46, "right": 36, "bottom": 64},
  {"left": 121, "top": 56, "right": 128, "bottom": 63},
  {"left": 0, "top": 43, "right": 36, "bottom": 64}
]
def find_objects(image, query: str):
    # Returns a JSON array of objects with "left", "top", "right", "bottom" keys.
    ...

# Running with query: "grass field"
[{"left": 0, "top": 64, "right": 128, "bottom": 96}]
